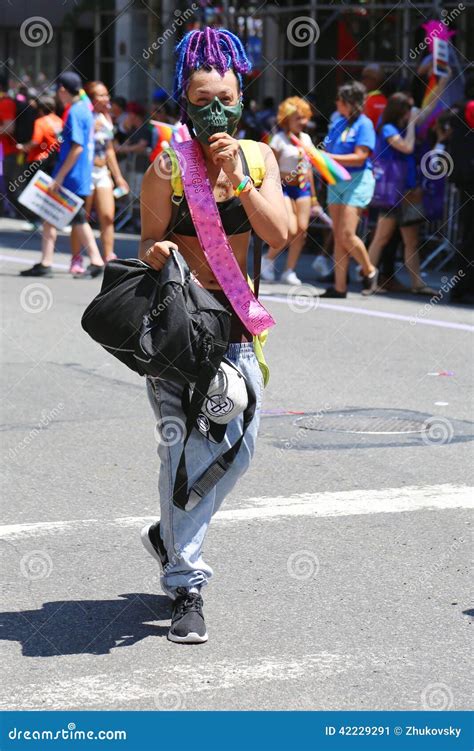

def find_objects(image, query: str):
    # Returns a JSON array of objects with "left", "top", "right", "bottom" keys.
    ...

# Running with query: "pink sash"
[{"left": 173, "top": 139, "right": 275, "bottom": 337}]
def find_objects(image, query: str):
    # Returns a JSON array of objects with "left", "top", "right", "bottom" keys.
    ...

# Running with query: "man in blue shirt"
[{"left": 20, "top": 72, "right": 105, "bottom": 278}]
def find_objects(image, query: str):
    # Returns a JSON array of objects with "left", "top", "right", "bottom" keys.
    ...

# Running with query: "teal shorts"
[{"left": 327, "top": 169, "right": 375, "bottom": 208}]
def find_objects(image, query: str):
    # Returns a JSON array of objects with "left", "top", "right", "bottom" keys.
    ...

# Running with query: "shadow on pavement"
[{"left": 0, "top": 593, "right": 170, "bottom": 656}]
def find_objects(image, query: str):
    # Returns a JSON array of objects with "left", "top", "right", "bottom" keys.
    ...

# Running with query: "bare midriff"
[
  {"left": 169, "top": 230, "right": 250, "bottom": 290},
  {"left": 169, "top": 229, "right": 253, "bottom": 342}
]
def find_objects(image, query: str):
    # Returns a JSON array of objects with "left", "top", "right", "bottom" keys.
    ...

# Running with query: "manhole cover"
[{"left": 294, "top": 410, "right": 428, "bottom": 435}]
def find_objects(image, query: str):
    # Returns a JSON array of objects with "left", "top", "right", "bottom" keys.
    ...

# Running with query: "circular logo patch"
[
  {"left": 205, "top": 395, "right": 234, "bottom": 417},
  {"left": 197, "top": 414, "right": 210, "bottom": 433}
]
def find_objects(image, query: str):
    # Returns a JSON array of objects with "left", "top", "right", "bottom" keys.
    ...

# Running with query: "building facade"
[{"left": 1, "top": 0, "right": 473, "bottom": 114}]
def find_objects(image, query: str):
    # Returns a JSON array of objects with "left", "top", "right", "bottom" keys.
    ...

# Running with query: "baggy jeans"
[{"left": 146, "top": 342, "right": 263, "bottom": 596}]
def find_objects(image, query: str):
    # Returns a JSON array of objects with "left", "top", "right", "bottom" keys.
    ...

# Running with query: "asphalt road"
[{"left": 1, "top": 221, "right": 473, "bottom": 713}]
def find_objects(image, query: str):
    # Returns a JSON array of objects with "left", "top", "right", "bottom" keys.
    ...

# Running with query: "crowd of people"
[{"left": 1, "top": 52, "right": 472, "bottom": 300}]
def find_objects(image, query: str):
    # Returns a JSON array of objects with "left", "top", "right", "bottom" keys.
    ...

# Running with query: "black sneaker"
[
  {"left": 81, "top": 263, "right": 104, "bottom": 278},
  {"left": 168, "top": 587, "right": 208, "bottom": 644},
  {"left": 141, "top": 521, "right": 168, "bottom": 571},
  {"left": 19, "top": 263, "right": 53, "bottom": 278},
  {"left": 361, "top": 268, "right": 379, "bottom": 296},
  {"left": 318, "top": 286, "right": 347, "bottom": 298}
]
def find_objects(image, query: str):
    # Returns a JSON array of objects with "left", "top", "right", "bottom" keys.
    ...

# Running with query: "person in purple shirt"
[
  {"left": 367, "top": 93, "right": 437, "bottom": 296},
  {"left": 321, "top": 81, "right": 378, "bottom": 297}
]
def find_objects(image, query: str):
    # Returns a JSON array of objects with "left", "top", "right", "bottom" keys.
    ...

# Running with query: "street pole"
[{"left": 308, "top": 0, "right": 317, "bottom": 93}]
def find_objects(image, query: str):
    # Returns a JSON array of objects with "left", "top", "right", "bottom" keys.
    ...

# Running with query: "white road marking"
[
  {"left": 0, "top": 254, "right": 70, "bottom": 270},
  {"left": 0, "top": 652, "right": 359, "bottom": 709},
  {"left": 0, "top": 485, "right": 471, "bottom": 540},
  {"left": 2, "top": 254, "right": 472, "bottom": 332},
  {"left": 261, "top": 293, "right": 474, "bottom": 332}
]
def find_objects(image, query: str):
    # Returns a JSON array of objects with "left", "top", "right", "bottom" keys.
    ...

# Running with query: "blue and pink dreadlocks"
[{"left": 174, "top": 27, "right": 252, "bottom": 123}]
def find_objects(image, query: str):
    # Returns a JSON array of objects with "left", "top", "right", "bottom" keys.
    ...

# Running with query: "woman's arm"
[
  {"left": 327, "top": 146, "right": 371, "bottom": 168},
  {"left": 139, "top": 153, "right": 178, "bottom": 270},
  {"left": 240, "top": 143, "right": 288, "bottom": 249},
  {"left": 209, "top": 135, "right": 287, "bottom": 248},
  {"left": 106, "top": 141, "right": 129, "bottom": 188},
  {"left": 386, "top": 113, "right": 417, "bottom": 155},
  {"left": 116, "top": 139, "right": 149, "bottom": 155},
  {"left": 415, "top": 70, "right": 452, "bottom": 127},
  {"left": 308, "top": 167, "right": 317, "bottom": 201}
]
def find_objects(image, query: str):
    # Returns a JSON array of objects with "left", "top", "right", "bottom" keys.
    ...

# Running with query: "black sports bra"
[{"left": 170, "top": 147, "right": 254, "bottom": 237}]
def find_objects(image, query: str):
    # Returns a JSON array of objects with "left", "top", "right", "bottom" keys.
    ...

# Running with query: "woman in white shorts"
[
  {"left": 260, "top": 97, "right": 316, "bottom": 285},
  {"left": 82, "top": 81, "right": 129, "bottom": 263}
]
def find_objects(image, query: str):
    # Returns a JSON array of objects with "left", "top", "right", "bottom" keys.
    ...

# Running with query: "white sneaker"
[
  {"left": 19, "top": 221, "right": 40, "bottom": 232},
  {"left": 260, "top": 255, "right": 275, "bottom": 282},
  {"left": 280, "top": 269, "right": 302, "bottom": 286}
]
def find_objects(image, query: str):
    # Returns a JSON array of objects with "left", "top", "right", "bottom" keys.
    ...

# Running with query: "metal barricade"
[{"left": 420, "top": 183, "right": 460, "bottom": 271}]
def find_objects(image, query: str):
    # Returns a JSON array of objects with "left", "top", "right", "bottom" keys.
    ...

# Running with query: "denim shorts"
[
  {"left": 327, "top": 169, "right": 375, "bottom": 208},
  {"left": 70, "top": 196, "right": 88, "bottom": 225},
  {"left": 282, "top": 182, "right": 312, "bottom": 200},
  {"left": 146, "top": 342, "right": 264, "bottom": 595}
]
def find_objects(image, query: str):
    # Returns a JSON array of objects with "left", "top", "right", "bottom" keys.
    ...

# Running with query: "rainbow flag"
[
  {"left": 36, "top": 176, "right": 77, "bottom": 212},
  {"left": 150, "top": 120, "right": 189, "bottom": 161},
  {"left": 289, "top": 133, "right": 351, "bottom": 185}
]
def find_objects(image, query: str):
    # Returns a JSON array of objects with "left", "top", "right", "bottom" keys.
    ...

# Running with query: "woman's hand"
[
  {"left": 208, "top": 132, "right": 241, "bottom": 177},
  {"left": 140, "top": 240, "right": 178, "bottom": 271},
  {"left": 115, "top": 176, "right": 129, "bottom": 192},
  {"left": 48, "top": 176, "right": 64, "bottom": 193}
]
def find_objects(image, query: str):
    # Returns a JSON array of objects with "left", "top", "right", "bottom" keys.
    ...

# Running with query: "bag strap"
[
  {"left": 165, "top": 199, "right": 179, "bottom": 240},
  {"left": 239, "top": 140, "right": 266, "bottom": 187},
  {"left": 173, "top": 361, "right": 256, "bottom": 511}
]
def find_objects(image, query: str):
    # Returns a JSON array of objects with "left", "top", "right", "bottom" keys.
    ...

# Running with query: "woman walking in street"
[
  {"left": 69, "top": 80, "right": 129, "bottom": 272},
  {"left": 367, "top": 93, "right": 437, "bottom": 295},
  {"left": 139, "top": 27, "right": 287, "bottom": 643},
  {"left": 321, "top": 81, "right": 378, "bottom": 297},
  {"left": 260, "top": 97, "right": 317, "bottom": 285}
]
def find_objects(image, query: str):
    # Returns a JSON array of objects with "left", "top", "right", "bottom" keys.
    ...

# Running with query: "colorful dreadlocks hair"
[{"left": 174, "top": 27, "right": 252, "bottom": 124}]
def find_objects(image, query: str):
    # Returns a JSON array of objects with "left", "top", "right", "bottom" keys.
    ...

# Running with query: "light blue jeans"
[{"left": 146, "top": 342, "right": 263, "bottom": 596}]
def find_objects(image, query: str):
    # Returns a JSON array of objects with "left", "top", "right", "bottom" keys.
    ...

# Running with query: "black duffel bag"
[
  {"left": 81, "top": 249, "right": 237, "bottom": 511},
  {"left": 81, "top": 249, "right": 231, "bottom": 382}
]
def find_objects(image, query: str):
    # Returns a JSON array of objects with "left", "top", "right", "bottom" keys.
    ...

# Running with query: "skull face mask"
[{"left": 186, "top": 96, "right": 242, "bottom": 144}]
